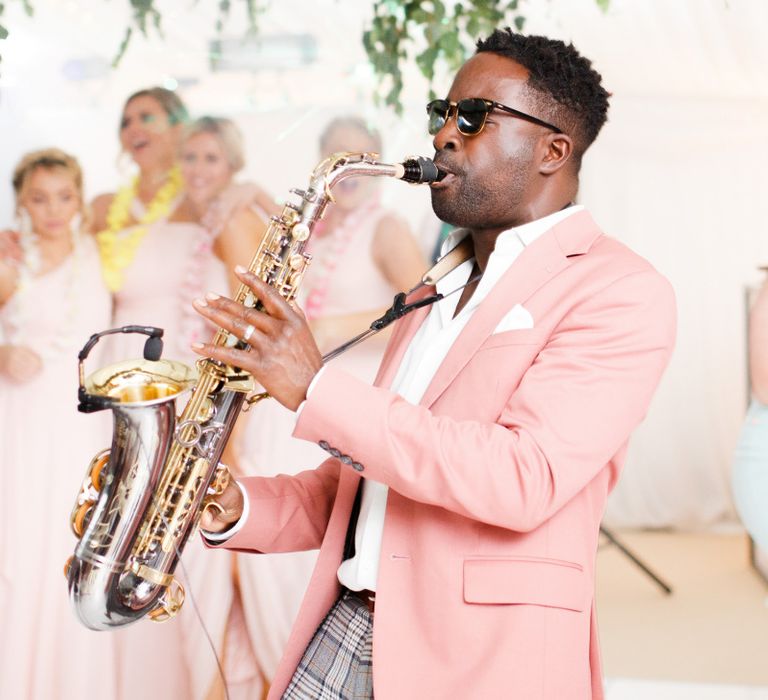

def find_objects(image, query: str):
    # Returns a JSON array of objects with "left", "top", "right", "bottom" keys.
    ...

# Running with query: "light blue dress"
[{"left": 732, "top": 399, "right": 768, "bottom": 550}]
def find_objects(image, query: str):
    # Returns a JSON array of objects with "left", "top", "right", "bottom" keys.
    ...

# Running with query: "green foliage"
[
  {"left": 363, "top": 0, "right": 529, "bottom": 114},
  {"left": 0, "top": 0, "right": 611, "bottom": 107},
  {"left": 0, "top": 0, "right": 33, "bottom": 42},
  {"left": 214, "top": 0, "right": 262, "bottom": 35},
  {"left": 112, "top": 0, "right": 163, "bottom": 67},
  {"left": 110, "top": 0, "right": 264, "bottom": 66},
  {"left": 0, "top": 0, "right": 35, "bottom": 66}
]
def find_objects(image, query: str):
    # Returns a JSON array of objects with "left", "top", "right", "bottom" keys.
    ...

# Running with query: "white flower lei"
[{"left": 3, "top": 224, "right": 83, "bottom": 364}]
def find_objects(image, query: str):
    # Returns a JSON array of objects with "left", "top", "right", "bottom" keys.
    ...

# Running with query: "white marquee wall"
[{"left": 2, "top": 0, "right": 766, "bottom": 529}]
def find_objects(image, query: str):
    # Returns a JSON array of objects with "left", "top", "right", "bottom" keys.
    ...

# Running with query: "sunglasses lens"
[
  {"left": 456, "top": 98, "right": 489, "bottom": 135},
  {"left": 427, "top": 100, "right": 450, "bottom": 135}
]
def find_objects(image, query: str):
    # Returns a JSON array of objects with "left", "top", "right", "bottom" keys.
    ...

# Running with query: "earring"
[
  {"left": 117, "top": 149, "right": 135, "bottom": 176},
  {"left": 17, "top": 207, "right": 33, "bottom": 237},
  {"left": 70, "top": 211, "right": 83, "bottom": 235},
  {"left": 69, "top": 211, "right": 83, "bottom": 251},
  {"left": 16, "top": 207, "right": 42, "bottom": 274}
]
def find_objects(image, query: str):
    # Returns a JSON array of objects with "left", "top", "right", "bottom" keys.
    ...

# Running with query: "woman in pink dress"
[
  {"left": 91, "top": 93, "right": 268, "bottom": 698},
  {"left": 230, "top": 116, "right": 427, "bottom": 696},
  {"left": 0, "top": 149, "right": 115, "bottom": 699}
]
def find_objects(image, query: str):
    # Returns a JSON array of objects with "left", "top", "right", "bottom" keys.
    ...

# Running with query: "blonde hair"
[
  {"left": 12, "top": 147, "right": 85, "bottom": 209},
  {"left": 181, "top": 116, "right": 245, "bottom": 172},
  {"left": 319, "top": 116, "right": 382, "bottom": 157}
]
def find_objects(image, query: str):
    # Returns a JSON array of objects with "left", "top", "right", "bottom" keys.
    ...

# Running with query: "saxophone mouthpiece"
[{"left": 399, "top": 157, "right": 445, "bottom": 184}]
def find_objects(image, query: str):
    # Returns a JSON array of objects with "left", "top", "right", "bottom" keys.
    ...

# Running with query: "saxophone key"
[{"left": 291, "top": 223, "right": 310, "bottom": 241}]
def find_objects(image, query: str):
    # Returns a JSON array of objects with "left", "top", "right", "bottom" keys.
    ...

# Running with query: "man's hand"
[
  {"left": 200, "top": 479, "right": 245, "bottom": 533},
  {"left": 192, "top": 266, "right": 323, "bottom": 411}
]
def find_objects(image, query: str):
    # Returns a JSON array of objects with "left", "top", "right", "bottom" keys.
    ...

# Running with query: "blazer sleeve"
[
  {"left": 293, "top": 269, "right": 676, "bottom": 533},
  {"left": 209, "top": 458, "right": 341, "bottom": 553}
]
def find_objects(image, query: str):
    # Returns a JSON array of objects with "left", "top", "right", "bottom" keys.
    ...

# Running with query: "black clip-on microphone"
[{"left": 77, "top": 325, "right": 165, "bottom": 413}]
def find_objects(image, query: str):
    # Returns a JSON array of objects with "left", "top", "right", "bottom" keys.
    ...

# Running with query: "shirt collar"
[{"left": 439, "top": 204, "right": 585, "bottom": 259}]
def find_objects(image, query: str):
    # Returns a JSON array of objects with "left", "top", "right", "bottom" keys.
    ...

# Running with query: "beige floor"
[{"left": 596, "top": 529, "right": 768, "bottom": 687}]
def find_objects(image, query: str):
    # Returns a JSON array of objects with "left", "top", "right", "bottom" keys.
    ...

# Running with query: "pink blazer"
[{"left": 219, "top": 210, "right": 676, "bottom": 699}]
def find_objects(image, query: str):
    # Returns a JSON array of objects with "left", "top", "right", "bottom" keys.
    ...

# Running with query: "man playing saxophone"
[{"left": 193, "top": 29, "right": 676, "bottom": 699}]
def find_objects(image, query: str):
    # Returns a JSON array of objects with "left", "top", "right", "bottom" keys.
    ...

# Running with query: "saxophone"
[{"left": 66, "top": 153, "right": 440, "bottom": 630}]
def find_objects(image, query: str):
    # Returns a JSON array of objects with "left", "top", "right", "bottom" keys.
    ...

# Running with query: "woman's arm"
[
  {"left": 0, "top": 257, "right": 19, "bottom": 306},
  {"left": 310, "top": 307, "right": 392, "bottom": 353},
  {"left": 0, "top": 229, "right": 22, "bottom": 266},
  {"left": 248, "top": 183, "right": 281, "bottom": 220},
  {"left": 0, "top": 344, "right": 43, "bottom": 382},
  {"left": 89, "top": 193, "right": 115, "bottom": 234},
  {"left": 209, "top": 183, "right": 281, "bottom": 233},
  {"left": 212, "top": 207, "right": 268, "bottom": 294},
  {"left": 310, "top": 213, "right": 428, "bottom": 352},
  {"left": 371, "top": 213, "right": 428, "bottom": 291}
]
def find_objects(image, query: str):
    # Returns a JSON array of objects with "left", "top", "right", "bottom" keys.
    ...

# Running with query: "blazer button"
[
  {"left": 319, "top": 440, "right": 330, "bottom": 451},
  {"left": 352, "top": 462, "right": 364, "bottom": 472},
  {"left": 329, "top": 448, "right": 341, "bottom": 458}
]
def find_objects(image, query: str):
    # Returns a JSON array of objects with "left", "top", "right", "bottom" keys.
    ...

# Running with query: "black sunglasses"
[{"left": 426, "top": 98, "right": 563, "bottom": 136}]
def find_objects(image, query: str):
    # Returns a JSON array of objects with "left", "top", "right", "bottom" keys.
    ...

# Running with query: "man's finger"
[
  {"left": 193, "top": 297, "right": 273, "bottom": 344},
  {"left": 191, "top": 341, "right": 259, "bottom": 368},
  {"left": 201, "top": 293, "right": 280, "bottom": 336},
  {"left": 235, "top": 266, "right": 296, "bottom": 321},
  {"left": 200, "top": 509, "right": 216, "bottom": 531}
]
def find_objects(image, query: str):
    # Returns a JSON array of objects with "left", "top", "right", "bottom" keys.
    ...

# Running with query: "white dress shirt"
[
  {"left": 202, "top": 206, "right": 584, "bottom": 584},
  {"left": 337, "top": 205, "right": 583, "bottom": 591}
]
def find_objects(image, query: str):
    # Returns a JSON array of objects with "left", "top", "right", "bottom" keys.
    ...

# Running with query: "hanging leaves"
[
  {"left": 0, "top": 0, "right": 610, "bottom": 107},
  {"left": 0, "top": 0, "right": 35, "bottom": 67},
  {"left": 111, "top": 0, "right": 163, "bottom": 67},
  {"left": 363, "top": 0, "right": 530, "bottom": 114}
]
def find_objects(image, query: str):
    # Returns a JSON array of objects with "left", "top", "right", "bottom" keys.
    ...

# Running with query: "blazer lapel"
[{"left": 419, "top": 210, "right": 603, "bottom": 408}]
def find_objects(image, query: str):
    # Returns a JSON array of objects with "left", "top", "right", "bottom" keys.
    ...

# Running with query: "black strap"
[
  {"left": 342, "top": 483, "right": 364, "bottom": 561},
  {"left": 321, "top": 273, "right": 480, "bottom": 365}
]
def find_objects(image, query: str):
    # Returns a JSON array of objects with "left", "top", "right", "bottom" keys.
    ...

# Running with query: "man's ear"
[{"left": 539, "top": 133, "right": 573, "bottom": 175}]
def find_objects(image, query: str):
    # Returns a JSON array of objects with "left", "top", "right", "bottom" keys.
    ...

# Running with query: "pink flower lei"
[
  {"left": 303, "top": 197, "right": 380, "bottom": 321},
  {"left": 176, "top": 202, "right": 219, "bottom": 354}
]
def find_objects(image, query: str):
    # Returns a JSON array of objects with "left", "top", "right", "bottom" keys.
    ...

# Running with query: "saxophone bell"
[
  {"left": 68, "top": 353, "right": 198, "bottom": 629},
  {"left": 77, "top": 326, "right": 166, "bottom": 413}
]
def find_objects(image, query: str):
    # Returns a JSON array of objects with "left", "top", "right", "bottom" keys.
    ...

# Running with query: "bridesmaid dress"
[
  {"left": 0, "top": 236, "right": 117, "bottom": 699},
  {"left": 106, "top": 205, "right": 235, "bottom": 700}
]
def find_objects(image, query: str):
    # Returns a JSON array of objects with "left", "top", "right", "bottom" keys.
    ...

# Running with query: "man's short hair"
[{"left": 476, "top": 29, "right": 610, "bottom": 165}]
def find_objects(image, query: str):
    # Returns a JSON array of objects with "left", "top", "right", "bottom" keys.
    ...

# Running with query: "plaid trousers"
[{"left": 282, "top": 591, "right": 374, "bottom": 699}]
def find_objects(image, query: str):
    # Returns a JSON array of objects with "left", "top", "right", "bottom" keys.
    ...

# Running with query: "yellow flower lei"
[{"left": 96, "top": 165, "right": 183, "bottom": 291}]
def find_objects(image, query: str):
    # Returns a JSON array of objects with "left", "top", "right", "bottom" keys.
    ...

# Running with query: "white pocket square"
[{"left": 493, "top": 304, "right": 534, "bottom": 333}]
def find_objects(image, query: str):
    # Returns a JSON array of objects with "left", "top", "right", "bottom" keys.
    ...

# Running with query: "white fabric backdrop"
[{"left": 2, "top": 0, "right": 767, "bottom": 529}]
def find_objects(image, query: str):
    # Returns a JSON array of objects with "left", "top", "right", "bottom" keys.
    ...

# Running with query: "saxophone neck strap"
[
  {"left": 321, "top": 234, "right": 478, "bottom": 363},
  {"left": 419, "top": 233, "right": 474, "bottom": 287}
]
